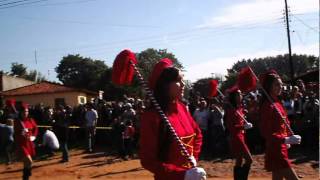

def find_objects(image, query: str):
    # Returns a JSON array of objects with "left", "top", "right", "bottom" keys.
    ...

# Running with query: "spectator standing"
[
  {"left": 208, "top": 101, "right": 226, "bottom": 157},
  {"left": 193, "top": 99, "right": 209, "bottom": 157},
  {"left": 53, "top": 105, "right": 69, "bottom": 162},
  {"left": 84, "top": 103, "right": 98, "bottom": 153},
  {"left": 123, "top": 121, "right": 135, "bottom": 159},
  {"left": 0, "top": 119, "right": 14, "bottom": 164}
]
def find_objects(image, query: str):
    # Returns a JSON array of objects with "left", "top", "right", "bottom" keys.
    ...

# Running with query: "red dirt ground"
[{"left": 0, "top": 149, "right": 318, "bottom": 180}]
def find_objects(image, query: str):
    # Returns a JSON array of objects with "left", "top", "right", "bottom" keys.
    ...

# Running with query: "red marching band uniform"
[
  {"left": 14, "top": 108, "right": 38, "bottom": 158},
  {"left": 225, "top": 106, "right": 250, "bottom": 157},
  {"left": 139, "top": 101, "right": 202, "bottom": 180},
  {"left": 111, "top": 51, "right": 204, "bottom": 180},
  {"left": 260, "top": 98, "right": 292, "bottom": 171}
]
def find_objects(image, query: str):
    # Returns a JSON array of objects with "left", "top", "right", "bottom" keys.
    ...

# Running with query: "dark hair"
[
  {"left": 228, "top": 90, "right": 240, "bottom": 108},
  {"left": 153, "top": 67, "right": 180, "bottom": 113},
  {"left": 261, "top": 73, "right": 281, "bottom": 104},
  {"left": 153, "top": 67, "right": 179, "bottom": 161}
]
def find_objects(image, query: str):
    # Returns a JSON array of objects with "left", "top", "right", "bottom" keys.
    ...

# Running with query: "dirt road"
[{"left": 0, "top": 149, "right": 318, "bottom": 179}]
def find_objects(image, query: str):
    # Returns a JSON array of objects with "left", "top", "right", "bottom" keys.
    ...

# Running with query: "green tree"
[
  {"left": 222, "top": 54, "right": 319, "bottom": 91},
  {"left": 136, "top": 48, "right": 183, "bottom": 79},
  {"left": 10, "top": 62, "right": 46, "bottom": 82},
  {"left": 55, "top": 54, "right": 109, "bottom": 91},
  {"left": 10, "top": 62, "right": 27, "bottom": 76},
  {"left": 24, "top": 70, "right": 47, "bottom": 82}
]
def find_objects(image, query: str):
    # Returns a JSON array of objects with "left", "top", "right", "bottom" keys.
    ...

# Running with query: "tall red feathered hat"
[
  {"left": 237, "top": 66, "right": 257, "bottom": 93},
  {"left": 112, "top": 49, "right": 137, "bottom": 85},
  {"left": 209, "top": 79, "right": 219, "bottom": 97},
  {"left": 148, "top": 58, "right": 173, "bottom": 90}
]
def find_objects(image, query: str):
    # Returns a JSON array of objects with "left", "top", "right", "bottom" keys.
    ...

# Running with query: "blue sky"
[{"left": 0, "top": 0, "right": 318, "bottom": 82}]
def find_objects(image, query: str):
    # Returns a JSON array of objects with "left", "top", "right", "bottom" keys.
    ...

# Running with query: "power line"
[
  {"left": 0, "top": 0, "right": 100, "bottom": 9},
  {"left": 0, "top": 0, "right": 49, "bottom": 9},
  {"left": 39, "top": 18, "right": 282, "bottom": 53},
  {"left": 38, "top": 0, "right": 99, "bottom": 6},
  {"left": 292, "top": 14, "right": 319, "bottom": 33},
  {"left": 17, "top": 16, "right": 161, "bottom": 29},
  {"left": 0, "top": 0, "right": 34, "bottom": 7},
  {"left": 0, "top": 0, "right": 17, "bottom": 3}
]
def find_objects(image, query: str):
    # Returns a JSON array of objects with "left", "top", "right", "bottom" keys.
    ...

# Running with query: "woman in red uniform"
[
  {"left": 139, "top": 58, "right": 206, "bottom": 180},
  {"left": 225, "top": 87, "right": 253, "bottom": 180},
  {"left": 14, "top": 103, "right": 38, "bottom": 180},
  {"left": 259, "top": 71, "right": 301, "bottom": 180}
]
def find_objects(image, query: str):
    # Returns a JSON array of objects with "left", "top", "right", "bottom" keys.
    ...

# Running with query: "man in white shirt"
[
  {"left": 193, "top": 100, "right": 209, "bottom": 132},
  {"left": 193, "top": 99, "right": 210, "bottom": 157},
  {"left": 85, "top": 104, "right": 98, "bottom": 153},
  {"left": 42, "top": 129, "right": 59, "bottom": 156}
]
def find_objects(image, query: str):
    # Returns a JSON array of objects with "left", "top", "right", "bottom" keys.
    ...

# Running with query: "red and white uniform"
[
  {"left": 139, "top": 101, "right": 202, "bottom": 180},
  {"left": 14, "top": 117, "right": 38, "bottom": 157},
  {"left": 225, "top": 106, "right": 250, "bottom": 157},
  {"left": 260, "top": 99, "right": 291, "bottom": 171}
]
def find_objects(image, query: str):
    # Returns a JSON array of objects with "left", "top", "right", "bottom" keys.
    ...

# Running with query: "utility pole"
[
  {"left": 34, "top": 50, "right": 38, "bottom": 64},
  {"left": 34, "top": 50, "right": 38, "bottom": 82},
  {"left": 284, "top": 0, "right": 294, "bottom": 83}
]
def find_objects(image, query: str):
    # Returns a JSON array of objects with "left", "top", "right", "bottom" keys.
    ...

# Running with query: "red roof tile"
[{"left": 2, "top": 81, "right": 97, "bottom": 96}]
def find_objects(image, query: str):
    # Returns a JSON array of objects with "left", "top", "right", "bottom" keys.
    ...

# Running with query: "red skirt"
[
  {"left": 229, "top": 134, "right": 250, "bottom": 157},
  {"left": 16, "top": 141, "right": 36, "bottom": 158},
  {"left": 265, "top": 142, "right": 291, "bottom": 171}
]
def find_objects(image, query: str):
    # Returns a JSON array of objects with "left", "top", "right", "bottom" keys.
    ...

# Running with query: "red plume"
[
  {"left": 112, "top": 49, "right": 137, "bottom": 85},
  {"left": 209, "top": 80, "right": 219, "bottom": 97},
  {"left": 5, "top": 99, "right": 16, "bottom": 107},
  {"left": 237, "top": 66, "right": 257, "bottom": 93}
]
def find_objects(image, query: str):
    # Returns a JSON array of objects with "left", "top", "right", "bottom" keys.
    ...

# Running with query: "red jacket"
[
  {"left": 225, "top": 107, "right": 249, "bottom": 156},
  {"left": 14, "top": 117, "right": 38, "bottom": 157},
  {"left": 260, "top": 99, "right": 291, "bottom": 171},
  {"left": 139, "top": 101, "right": 202, "bottom": 180}
]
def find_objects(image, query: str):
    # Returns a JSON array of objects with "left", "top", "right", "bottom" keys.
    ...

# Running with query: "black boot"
[
  {"left": 22, "top": 167, "right": 31, "bottom": 180},
  {"left": 233, "top": 166, "right": 242, "bottom": 180},
  {"left": 241, "top": 164, "right": 251, "bottom": 180}
]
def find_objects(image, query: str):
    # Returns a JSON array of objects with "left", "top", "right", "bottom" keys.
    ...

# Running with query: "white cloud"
[
  {"left": 200, "top": 0, "right": 318, "bottom": 28},
  {"left": 184, "top": 43, "right": 319, "bottom": 82}
]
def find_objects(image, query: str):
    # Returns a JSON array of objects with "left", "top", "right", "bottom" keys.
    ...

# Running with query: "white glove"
[
  {"left": 244, "top": 122, "right": 253, "bottom": 130},
  {"left": 286, "top": 144, "right": 291, "bottom": 149},
  {"left": 22, "top": 128, "right": 29, "bottom": 136},
  {"left": 285, "top": 135, "right": 301, "bottom": 144},
  {"left": 190, "top": 156, "right": 197, "bottom": 167},
  {"left": 184, "top": 167, "right": 206, "bottom": 180},
  {"left": 30, "top": 136, "right": 36, "bottom": 142}
]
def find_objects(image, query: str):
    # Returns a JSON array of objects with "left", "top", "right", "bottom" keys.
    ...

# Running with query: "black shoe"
[
  {"left": 60, "top": 159, "right": 69, "bottom": 163},
  {"left": 241, "top": 164, "right": 251, "bottom": 180},
  {"left": 233, "top": 166, "right": 242, "bottom": 180},
  {"left": 23, "top": 168, "right": 31, "bottom": 180}
]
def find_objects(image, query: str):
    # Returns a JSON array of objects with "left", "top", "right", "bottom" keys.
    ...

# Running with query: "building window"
[
  {"left": 78, "top": 96, "right": 87, "bottom": 104},
  {"left": 55, "top": 98, "right": 65, "bottom": 107}
]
